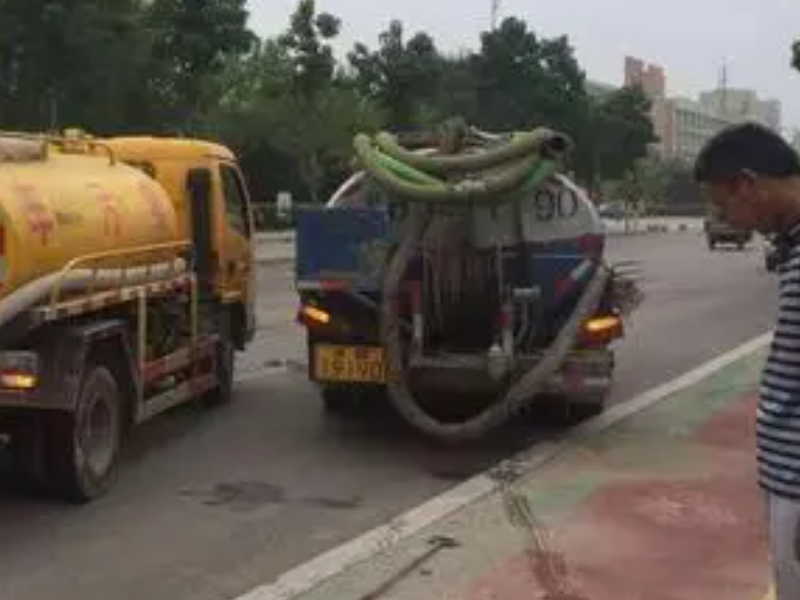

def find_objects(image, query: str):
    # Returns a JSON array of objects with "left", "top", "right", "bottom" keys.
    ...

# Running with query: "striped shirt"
[{"left": 758, "top": 222, "right": 800, "bottom": 499}]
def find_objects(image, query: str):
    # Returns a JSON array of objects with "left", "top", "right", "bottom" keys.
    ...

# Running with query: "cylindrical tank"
[{"left": 0, "top": 139, "right": 181, "bottom": 298}]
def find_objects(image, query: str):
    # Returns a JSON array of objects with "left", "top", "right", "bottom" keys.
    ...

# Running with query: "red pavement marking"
[
  {"left": 694, "top": 394, "right": 758, "bottom": 450},
  {"left": 465, "top": 394, "right": 769, "bottom": 600}
]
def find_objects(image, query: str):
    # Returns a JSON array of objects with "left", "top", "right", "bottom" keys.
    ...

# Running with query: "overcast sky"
[{"left": 248, "top": 0, "right": 800, "bottom": 132}]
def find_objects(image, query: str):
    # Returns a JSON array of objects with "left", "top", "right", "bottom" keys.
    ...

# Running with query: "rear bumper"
[
  {"left": 541, "top": 349, "right": 614, "bottom": 400},
  {"left": 542, "top": 374, "right": 612, "bottom": 400},
  {"left": 308, "top": 340, "right": 614, "bottom": 399}
]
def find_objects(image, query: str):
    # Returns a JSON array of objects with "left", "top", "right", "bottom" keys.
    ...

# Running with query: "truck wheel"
[
  {"left": 203, "top": 336, "right": 235, "bottom": 406},
  {"left": 542, "top": 391, "right": 607, "bottom": 425},
  {"left": 569, "top": 393, "right": 607, "bottom": 421},
  {"left": 47, "top": 365, "right": 122, "bottom": 502}
]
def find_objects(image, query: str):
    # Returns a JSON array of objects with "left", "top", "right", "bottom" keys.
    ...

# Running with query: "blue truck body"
[{"left": 294, "top": 205, "right": 603, "bottom": 325}]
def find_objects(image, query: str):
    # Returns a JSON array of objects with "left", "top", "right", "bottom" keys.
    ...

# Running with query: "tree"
[
  {"left": 259, "top": 87, "right": 384, "bottom": 203},
  {"left": 278, "top": 0, "right": 341, "bottom": 99},
  {"left": 468, "top": 17, "right": 587, "bottom": 132},
  {"left": 431, "top": 55, "right": 479, "bottom": 124},
  {"left": 592, "top": 85, "right": 657, "bottom": 182},
  {"left": 143, "top": 0, "right": 256, "bottom": 131},
  {"left": 205, "top": 1, "right": 385, "bottom": 204},
  {"left": 0, "top": 0, "right": 149, "bottom": 132},
  {"left": 602, "top": 154, "right": 700, "bottom": 217},
  {"left": 348, "top": 20, "right": 442, "bottom": 128}
]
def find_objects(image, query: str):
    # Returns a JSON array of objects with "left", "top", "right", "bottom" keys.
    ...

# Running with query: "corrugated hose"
[{"left": 356, "top": 124, "right": 609, "bottom": 442}]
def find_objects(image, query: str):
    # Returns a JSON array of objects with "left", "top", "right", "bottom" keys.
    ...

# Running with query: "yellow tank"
[{"left": 0, "top": 136, "right": 181, "bottom": 298}]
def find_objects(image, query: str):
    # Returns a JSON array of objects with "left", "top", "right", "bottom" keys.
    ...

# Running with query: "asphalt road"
[{"left": 0, "top": 232, "right": 778, "bottom": 600}]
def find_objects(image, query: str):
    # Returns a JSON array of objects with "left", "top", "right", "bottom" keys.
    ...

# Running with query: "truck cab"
[{"left": 103, "top": 137, "right": 257, "bottom": 347}]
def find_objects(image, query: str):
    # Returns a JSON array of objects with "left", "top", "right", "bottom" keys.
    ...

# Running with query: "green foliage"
[
  {"left": 203, "top": 1, "right": 385, "bottom": 205},
  {"left": 255, "top": 86, "right": 384, "bottom": 203},
  {"left": 603, "top": 154, "right": 701, "bottom": 216},
  {"left": 593, "top": 85, "right": 658, "bottom": 181},
  {"left": 278, "top": 0, "right": 341, "bottom": 98},
  {"left": 0, "top": 0, "right": 255, "bottom": 133},
  {"left": 468, "top": 18, "right": 587, "bottom": 132},
  {"left": 143, "top": 0, "right": 256, "bottom": 131},
  {"left": 348, "top": 21, "right": 441, "bottom": 128},
  {"left": 0, "top": 1, "right": 658, "bottom": 212},
  {"left": 0, "top": 0, "right": 149, "bottom": 132}
]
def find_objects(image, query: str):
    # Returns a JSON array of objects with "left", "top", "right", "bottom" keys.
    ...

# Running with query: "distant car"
[
  {"left": 703, "top": 209, "right": 752, "bottom": 250},
  {"left": 597, "top": 203, "right": 625, "bottom": 220}
]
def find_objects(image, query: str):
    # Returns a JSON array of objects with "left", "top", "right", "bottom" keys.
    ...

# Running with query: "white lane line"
[{"left": 232, "top": 330, "right": 773, "bottom": 600}]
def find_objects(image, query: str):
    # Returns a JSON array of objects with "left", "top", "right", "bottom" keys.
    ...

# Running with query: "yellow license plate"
[{"left": 314, "top": 344, "right": 387, "bottom": 383}]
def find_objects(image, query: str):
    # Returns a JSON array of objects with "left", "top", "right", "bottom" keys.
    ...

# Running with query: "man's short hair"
[{"left": 693, "top": 122, "right": 800, "bottom": 182}]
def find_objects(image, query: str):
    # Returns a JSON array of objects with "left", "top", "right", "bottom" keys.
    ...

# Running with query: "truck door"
[
  {"left": 187, "top": 168, "right": 214, "bottom": 297},
  {"left": 218, "top": 162, "right": 256, "bottom": 344}
]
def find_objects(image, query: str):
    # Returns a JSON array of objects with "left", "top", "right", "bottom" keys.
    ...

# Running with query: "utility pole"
[
  {"left": 491, "top": 0, "right": 501, "bottom": 30},
  {"left": 720, "top": 58, "right": 728, "bottom": 116}
]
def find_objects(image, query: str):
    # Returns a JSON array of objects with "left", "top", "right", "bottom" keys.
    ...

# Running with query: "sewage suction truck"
[
  {"left": 0, "top": 130, "right": 255, "bottom": 501},
  {"left": 295, "top": 122, "right": 641, "bottom": 441}
]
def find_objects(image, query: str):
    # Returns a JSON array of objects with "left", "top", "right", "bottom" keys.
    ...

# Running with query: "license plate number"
[{"left": 314, "top": 345, "right": 387, "bottom": 383}]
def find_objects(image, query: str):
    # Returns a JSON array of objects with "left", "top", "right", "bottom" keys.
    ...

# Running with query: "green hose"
[
  {"left": 359, "top": 122, "right": 586, "bottom": 441},
  {"left": 355, "top": 134, "right": 445, "bottom": 188},
  {"left": 354, "top": 132, "right": 562, "bottom": 205},
  {"left": 374, "top": 127, "right": 568, "bottom": 176}
]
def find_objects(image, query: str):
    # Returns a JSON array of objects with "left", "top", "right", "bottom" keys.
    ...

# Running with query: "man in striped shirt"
[{"left": 695, "top": 122, "right": 800, "bottom": 598}]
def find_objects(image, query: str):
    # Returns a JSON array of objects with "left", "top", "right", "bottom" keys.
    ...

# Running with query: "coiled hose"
[
  {"left": 357, "top": 125, "right": 608, "bottom": 442},
  {"left": 353, "top": 127, "right": 571, "bottom": 205},
  {"left": 380, "top": 205, "right": 609, "bottom": 442}
]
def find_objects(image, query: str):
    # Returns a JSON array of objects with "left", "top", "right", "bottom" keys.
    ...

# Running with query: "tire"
[
  {"left": 203, "top": 335, "right": 235, "bottom": 406},
  {"left": 203, "top": 307, "right": 236, "bottom": 406},
  {"left": 541, "top": 391, "right": 607, "bottom": 426},
  {"left": 569, "top": 394, "right": 607, "bottom": 421},
  {"left": 737, "top": 241, "right": 745, "bottom": 251},
  {"left": 47, "top": 365, "right": 122, "bottom": 502},
  {"left": 707, "top": 239, "right": 716, "bottom": 250}
]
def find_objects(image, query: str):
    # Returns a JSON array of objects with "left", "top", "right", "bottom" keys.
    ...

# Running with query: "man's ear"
[{"left": 732, "top": 169, "right": 759, "bottom": 197}]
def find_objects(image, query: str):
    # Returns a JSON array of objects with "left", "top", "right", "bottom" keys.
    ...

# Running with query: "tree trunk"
[{"left": 298, "top": 153, "right": 323, "bottom": 204}]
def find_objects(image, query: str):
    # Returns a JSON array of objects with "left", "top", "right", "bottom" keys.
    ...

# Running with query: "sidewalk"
[
  {"left": 254, "top": 231, "right": 295, "bottom": 264},
  {"left": 286, "top": 343, "right": 772, "bottom": 600},
  {"left": 252, "top": 217, "right": 705, "bottom": 265}
]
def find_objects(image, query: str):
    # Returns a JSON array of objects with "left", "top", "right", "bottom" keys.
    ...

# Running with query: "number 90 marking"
[{"left": 533, "top": 188, "right": 579, "bottom": 221}]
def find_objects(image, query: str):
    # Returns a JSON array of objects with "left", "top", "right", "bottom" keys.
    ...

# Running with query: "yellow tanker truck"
[{"left": 0, "top": 130, "right": 255, "bottom": 502}]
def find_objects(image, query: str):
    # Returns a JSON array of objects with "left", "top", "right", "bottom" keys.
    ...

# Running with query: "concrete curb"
[
  {"left": 255, "top": 231, "right": 295, "bottom": 244},
  {"left": 256, "top": 255, "right": 294, "bottom": 265}
]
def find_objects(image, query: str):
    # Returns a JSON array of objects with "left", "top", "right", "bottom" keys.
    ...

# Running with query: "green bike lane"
[{"left": 278, "top": 341, "right": 773, "bottom": 600}]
